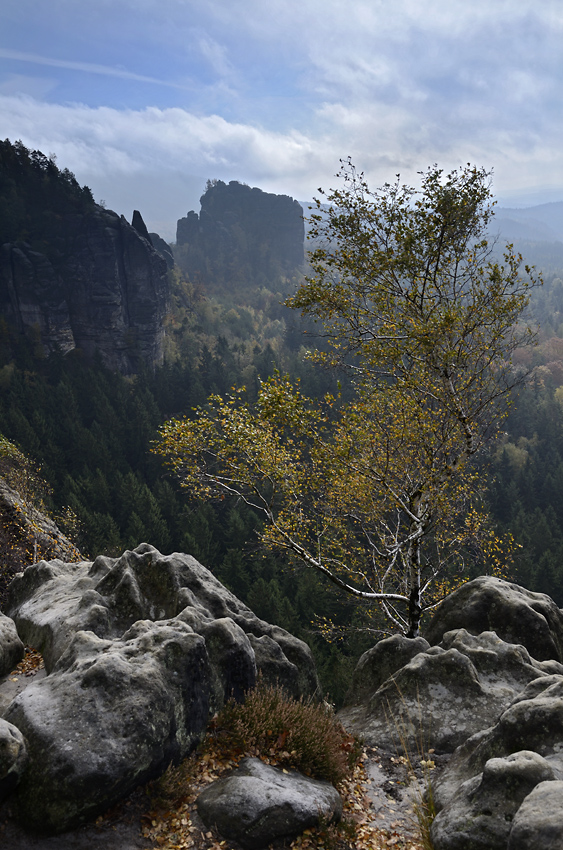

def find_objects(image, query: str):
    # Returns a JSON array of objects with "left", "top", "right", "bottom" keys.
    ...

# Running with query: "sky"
[{"left": 1, "top": 0, "right": 563, "bottom": 240}]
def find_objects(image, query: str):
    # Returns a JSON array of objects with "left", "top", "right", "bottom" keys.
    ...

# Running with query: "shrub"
[{"left": 215, "top": 678, "right": 359, "bottom": 786}]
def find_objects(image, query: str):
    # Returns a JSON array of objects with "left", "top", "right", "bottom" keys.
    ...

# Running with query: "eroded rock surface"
[
  {"left": 0, "top": 207, "right": 168, "bottom": 375},
  {"left": 346, "top": 634, "right": 430, "bottom": 705},
  {"left": 425, "top": 576, "right": 563, "bottom": 662},
  {"left": 339, "top": 629, "right": 562, "bottom": 754},
  {"left": 432, "top": 751, "right": 557, "bottom": 850},
  {"left": 508, "top": 780, "right": 563, "bottom": 849},
  {"left": 5, "top": 620, "right": 209, "bottom": 833},
  {"left": 5, "top": 543, "right": 318, "bottom": 701},
  {"left": 2, "top": 545, "right": 318, "bottom": 834},
  {"left": 431, "top": 675, "right": 563, "bottom": 849},
  {"left": 0, "top": 613, "right": 24, "bottom": 678},
  {"left": 0, "top": 719, "right": 27, "bottom": 803},
  {"left": 196, "top": 757, "right": 342, "bottom": 850}
]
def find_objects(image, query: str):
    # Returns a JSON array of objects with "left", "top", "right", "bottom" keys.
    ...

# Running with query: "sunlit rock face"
[{"left": 0, "top": 207, "right": 169, "bottom": 375}]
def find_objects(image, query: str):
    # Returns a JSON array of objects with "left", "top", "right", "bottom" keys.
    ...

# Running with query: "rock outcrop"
[
  {"left": 0, "top": 719, "right": 27, "bottom": 803},
  {"left": 0, "top": 544, "right": 319, "bottom": 834},
  {"left": 175, "top": 180, "right": 304, "bottom": 292},
  {"left": 431, "top": 674, "right": 563, "bottom": 849},
  {"left": 0, "top": 614, "right": 23, "bottom": 678},
  {"left": 0, "top": 208, "right": 169, "bottom": 374},
  {"left": 338, "top": 576, "right": 563, "bottom": 850},
  {"left": 339, "top": 628, "right": 563, "bottom": 754},
  {"left": 5, "top": 620, "right": 211, "bottom": 833},
  {"left": 196, "top": 757, "right": 342, "bottom": 850},
  {"left": 425, "top": 575, "right": 563, "bottom": 662}
]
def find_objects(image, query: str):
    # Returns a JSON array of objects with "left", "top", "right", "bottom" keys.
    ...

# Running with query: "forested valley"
[{"left": 3, "top": 143, "right": 563, "bottom": 704}]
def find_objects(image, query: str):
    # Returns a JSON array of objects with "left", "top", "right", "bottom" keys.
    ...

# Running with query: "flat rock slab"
[{"left": 196, "top": 757, "right": 342, "bottom": 849}]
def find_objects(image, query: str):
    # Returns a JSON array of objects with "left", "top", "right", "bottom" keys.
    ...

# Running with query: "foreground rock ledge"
[{"left": 2, "top": 544, "right": 319, "bottom": 834}]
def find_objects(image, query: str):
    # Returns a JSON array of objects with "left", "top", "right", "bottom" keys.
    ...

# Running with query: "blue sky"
[{"left": 1, "top": 0, "right": 563, "bottom": 240}]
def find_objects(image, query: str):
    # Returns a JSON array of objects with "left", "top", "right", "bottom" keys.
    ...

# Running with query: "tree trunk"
[
  {"left": 406, "top": 511, "right": 423, "bottom": 638},
  {"left": 407, "top": 581, "right": 422, "bottom": 638}
]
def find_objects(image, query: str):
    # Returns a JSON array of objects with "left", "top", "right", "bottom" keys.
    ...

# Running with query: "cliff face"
[
  {"left": 0, "top": 207, "right": 169, "bottom": 374},
  {"left": 175, "top": 180, "right": 304, "bottom": 292}
]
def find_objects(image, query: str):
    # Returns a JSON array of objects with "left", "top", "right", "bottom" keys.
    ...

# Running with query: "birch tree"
[{"left": 155, "top": 163, "right": 538, "bottom": 637}]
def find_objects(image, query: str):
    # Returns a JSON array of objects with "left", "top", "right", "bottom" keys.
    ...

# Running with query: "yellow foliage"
[{"left": 155, "top": 163, "right": 539, "bottom": 637}]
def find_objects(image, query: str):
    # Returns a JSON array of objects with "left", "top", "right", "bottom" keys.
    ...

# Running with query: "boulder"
[
  {"left": 0, "top": 613, "right": 24, "bottom": 677},
  {"left": 431, "top": 675, "right": 563, "bottom": 850},
  {"left": 432, "top": 674, "right": 563, "bottom": 812},
  {"left": 196, "top": 757, "right": 342, "bottom": 850},
  {"left": 1, "top": 545, "right": 319, "bottom": 833},
  {"left": 508, "top": 780, "right": 563, "bottom": 849},
  {"left": 5, "top": 619, "right": 211, "bottom": 833},
  {"left": 346, "top": 634, "right": 430, "bottom": 705},
  {"left": 425, "top": 576, "right": 563, "bottom": 662},
  {"left": 339, "top": 629, "right": 563, "bottom": 754},
  {"left": 431, "top": 751, "right": 557, "bottom": 850},
  {"left": 0, "top": 719, "right": 27, "bottom": 802},
  {"left": 5, "top": 543, "right": 319, "bottom": 701}
]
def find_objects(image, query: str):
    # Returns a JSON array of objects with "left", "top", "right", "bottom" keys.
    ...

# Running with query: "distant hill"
[{"left": 493, "top": 201, "right": 563, "bottom": 243}]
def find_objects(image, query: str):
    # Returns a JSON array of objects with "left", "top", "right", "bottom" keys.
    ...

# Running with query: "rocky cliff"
[
  {"left": 0, "top": 140, "right": 169, "bottom": 375},
  {"left": 175, "top": 180, "right": 304, "bottom": 292},
  {"left": 0, "top": 209, "right": 169, "bottom": 374}
]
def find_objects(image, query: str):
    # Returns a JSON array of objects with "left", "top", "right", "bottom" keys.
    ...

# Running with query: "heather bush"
[{"left": 216, "top": 678, "right": 359, "bottom": 786}]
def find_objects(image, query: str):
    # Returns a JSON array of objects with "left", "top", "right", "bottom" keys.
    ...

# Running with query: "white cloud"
[{"left": 3, "top": 0, "right": 563, "bottom": 236}]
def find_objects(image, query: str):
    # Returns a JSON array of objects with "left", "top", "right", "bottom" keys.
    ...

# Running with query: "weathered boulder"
[
  {"left": 431, "top": 675, "right": 563, "bottom": 850},
  {"left": 431, "top": 751, "right": 557, "bottom": 850},
  {"left": 338, "top": 629, "right": 563, "bottom": 754},
  {"left": 196, "top": 757, "right": 342, "bottom": 850},
  {"left": 508, "top": 780, "right": 563, "bottom": 849},
  {"left": 425, "top": 576, "right": 563, "bottom": 662},
  {"left": 1, "top": 545, "right": 319, "bottom": 833},
  {"left": 346, "top": 634, "right": 430, "bottom": 705},
  {"left": 5, "top": 544, "right": 318, "bottom": 701},
  {"left": 5, "top": 619, "right": 211, "bottom": 833},
  {"left": 0, "top": 719, "right": 27, "bottom": 802},
  {"left": 0, "top": 613, "right": 24, "bottom": 677}
]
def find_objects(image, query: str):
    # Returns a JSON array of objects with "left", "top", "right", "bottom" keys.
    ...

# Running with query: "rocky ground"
[{"left": 0, "top": 651, "right": 429, "bottom": 850}]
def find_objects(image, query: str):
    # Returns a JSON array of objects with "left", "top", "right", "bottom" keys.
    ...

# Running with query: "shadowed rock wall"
[{"left": 0, "top": 207, "right": 169, "bottom": 374}]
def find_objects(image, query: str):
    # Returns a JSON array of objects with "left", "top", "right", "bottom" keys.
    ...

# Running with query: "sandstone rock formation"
[
  {"left": 345, "top": 633, "right": 430, "bottom": 705},
  {"left": 425, "top": 575, "right": 563, "bottom": 662},
  {"left": 338, "top": 576, "right": 563, "bottom": 850},
  {"left": 431, "top": 674, "right": 563, "bottom": 849},
  {"left": 0, "top": 207, "right": 169, "bottom": 374},
  {"left": 196, "top": 757, "right": 342, "bottom": 850},
  {"left": 507, "top": 780, "right": 563, "bottom": 849},
  {"left": 0, "top": 719, "right": 27, "bottom": 803},
  {"left": 175, "top": 180, "right": 304, "bottom": 293},
  {"left": 0, "top": 544, "right": 319, "bottom": 834},
  {"left": 5, "top": 620, "right": 211, "bottom": 833},
  {"left": 0, "top": 613, "right": 23, "bottom": 678},
  {"left": 339, "top": 628, "right": 563, "bottom": 753}
]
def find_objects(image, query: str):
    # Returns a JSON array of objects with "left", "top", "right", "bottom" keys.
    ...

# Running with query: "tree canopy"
[{"left": 155, "top": 162, "right": 539, "bottom": 637}]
